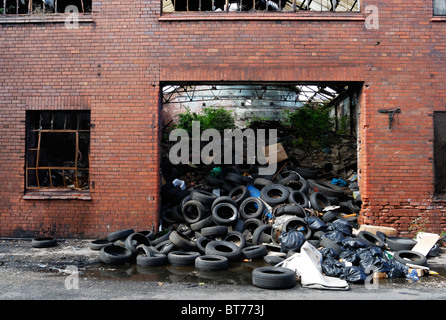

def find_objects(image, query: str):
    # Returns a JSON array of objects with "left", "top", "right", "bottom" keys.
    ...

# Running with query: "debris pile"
[{"left": 84, "top": 162, "right": 442, "bottom": 290}]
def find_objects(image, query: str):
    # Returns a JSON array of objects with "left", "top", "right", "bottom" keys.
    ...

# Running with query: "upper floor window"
[
  {"left": 0, "top": 0, "right": 91, "bottom": 15},
  {"left": 163, "top": 0, "right": 360, "bottom": 13},
  {"left": 434, "top": 0, "right": 446, "bottom": 15}
]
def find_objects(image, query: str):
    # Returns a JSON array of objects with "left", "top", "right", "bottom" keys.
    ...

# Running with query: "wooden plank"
[{"left": 411, "top": 232, "right": 440, "bottom": 256}]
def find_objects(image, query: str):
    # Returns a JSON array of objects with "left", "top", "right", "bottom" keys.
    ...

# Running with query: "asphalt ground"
[{"left": 1, "top": 238, "right": 446, "bottom": 310}]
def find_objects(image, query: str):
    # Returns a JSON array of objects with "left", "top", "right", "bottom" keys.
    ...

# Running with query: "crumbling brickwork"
[{"left": 0, "top": 0, "right": 445, "bottom": 238}]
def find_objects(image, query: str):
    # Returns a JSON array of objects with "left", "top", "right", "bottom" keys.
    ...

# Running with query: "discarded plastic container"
[
  {"left": 172, "top": 179, "right": 186, "bottom": 190},
  {"left": 246, "top": 185, "right": 273, "bottom": 220},
  {"left": 247, "top": 185, "right": 261, "bottom": 198},
  {"left": 209, "top": 167, "right": 222, "bottom": 177}
]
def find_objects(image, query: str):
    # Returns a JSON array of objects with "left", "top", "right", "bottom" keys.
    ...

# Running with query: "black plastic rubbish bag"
[
  {"left": 339, "top": 249, "right": 360, "bottom": 265},
  {"left": 342, "top": 237, "right": 368, "bottom": 250},
  {"left": 387, "top": 259, "right": 409, "bottom": 279},
  {"left": 305, "top": 216, "right": 326, "bottom": 231},
  {"left": 341, "top": 266, "right": 367, "bottom": 283},
  {"left": 322, "top": 257, "right": 345, "bottom": 278},
  {"left": 329, "top": 219, "right": 352, "bottom": 236},
  {"left": 320, "top": 230, "right": 345, "bottom": 244},
  {"left": 279, "top": 230, "right": 305, "bottom": 253},
  {"left": 319, "top": 247, "right": 338, "bottom": 259},
  {"left": 360, "top": 256, "right": 391, "bottom": 274}
]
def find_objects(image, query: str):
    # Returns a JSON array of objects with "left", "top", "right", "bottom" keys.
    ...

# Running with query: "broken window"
[
  {"left": 163, "top": 0, "right": 359, "bottom": 13},
  {"left": 25, "top": 111, "right": 90, "bottom": 190},
  {"left": 0, "top": 0, "right": 91, "bottom": 15},
  {"left": 434, "top": 0, "right": 446, "bottom": 15},
  {"left": 434, "top": 112, "right": 446, "bottom": 195}
]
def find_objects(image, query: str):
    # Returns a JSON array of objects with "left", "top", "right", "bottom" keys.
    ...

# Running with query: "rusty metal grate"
[
  {"left": 434, "top": 112, "right": 446, "bottom": 194},
  {"left": 163, "top": 0, "right": 360, "bottom": 13},
  {"left": 1, "top": 0, "right": 91, "bottom": 15},
  {"left": 25, "top": 111, "right": 90, "bottom": 190}
]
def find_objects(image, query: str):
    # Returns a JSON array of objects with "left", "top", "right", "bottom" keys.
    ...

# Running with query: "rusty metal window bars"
[
  {"left": 25, "top": 111, "right": 90, "bottom": 190},
  {"left": 163, "top": 0, "right": 359, "bottom": 13},
  {"left": 0, "top": 0, "right": 91, "bottom": 15}
]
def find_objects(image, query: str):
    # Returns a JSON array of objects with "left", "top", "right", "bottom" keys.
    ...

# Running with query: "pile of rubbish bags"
[{"left": 92, "top": 164, "right": 437, "bottom": 290}]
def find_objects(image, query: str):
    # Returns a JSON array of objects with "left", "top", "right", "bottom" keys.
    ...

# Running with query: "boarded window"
[
  {"left": 25, "top": 111, "right": 90, "bottom": 190},
  {"left": 434, "top": 112, "right": 446, "bottom": 194},
  {"left": 434, "top": 0, "right": 446, "bottom": 15}
]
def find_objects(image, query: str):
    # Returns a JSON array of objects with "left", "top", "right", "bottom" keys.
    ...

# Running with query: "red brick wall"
[{"left": 0, "top": 0, "right": 445, "bottom": 238}]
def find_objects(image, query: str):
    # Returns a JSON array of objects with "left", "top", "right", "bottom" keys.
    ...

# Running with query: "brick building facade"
[{"left": 0, "top": 0, "right": 445, "bottom": 238}]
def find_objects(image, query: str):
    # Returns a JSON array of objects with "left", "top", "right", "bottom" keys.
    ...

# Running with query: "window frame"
[
  {"left": 161, "top": 0, "right": 361, "bottom": 14},
  {"left": 434, "top": 0, "right": 446, "bottom": 16},
  {"left": 0, "top": 0, "right": 91, "bottom": 15},
  {"left": 25, "top": 110, "right": 91, "bottom": 192}
]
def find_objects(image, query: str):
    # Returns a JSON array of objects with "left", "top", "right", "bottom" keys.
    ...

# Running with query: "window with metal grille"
[
  {"left": 25, "top": 111, "right": 90, "bottom": 190},
  {"left": 162, "top": 0, "right": 359, "bottom": 13},
  {"left": 434, "top": 0, "right": 446, "bottom": 15},
  {"left": 0, "top": 0, "right": 91, "bottom": 15}
]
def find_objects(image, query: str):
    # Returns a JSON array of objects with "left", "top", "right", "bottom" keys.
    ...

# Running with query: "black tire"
[
  {"left": 252, "top": 267, "right": 296, "bottom": 289},
  {"left": 251, "top": 223, "right": 273, "bottom": 245},
  {"left": 243, "top": 218, "right": 264, "bottom": 240},
  {"left": 168, "top": 230, "right": 197, "bottom": 251},
  {"left": 136, "top": 253, "right": 167, "bottom": 267},
  {"left": 308, "top": 179, "right": 346, "bottom": 199},
  {"left": 190, "top": 215, "right": 215, "bottom": 231},
  {"left": 225, "top": 172, "right": 245, "bottom": 185},
  {"left": 182, "top": 200, "right": 206, "bottom": 224},
  {"left": 212, "top": 202, "right": 239, "bottom": 225},
  {"left": 31, "top": 237, "right": 57, "bottom": 248},
  {"left": 222, "top": 231, "right": 246, "bottom": 248},
  {"left": 107, "top": 228, "right": 135, "bottom": 242},
  {"left": 190, "top": 190, "right": 218, "bottom": 206},
  {"left": 206, "top": 175, "right": 225, "bottom": 187},
  {"left": 196, "top": 236, "right": 212, "bottom": 254},
  {"left": 89, "top": 238, "right": 113, "bottom": 251},
  {"left": 274, "top": 203, "right": 306, "bottom": 218},
  {"left": 99, "top": 245, "right": 133, "bottom": 265},
  {"left": 167, "top": 251, "right": 201, "bottom": 266},
  {"left": 264, "top": 255, "right": 285, "bottom": 265},
  {"left": 239, "top": 197, "right": 265, "bottom": 220},
  {"left": 294, "top": 167, "right": 318, "bottom": 179},
  {"left": 288, "top": 190, "right": 310, "bottom": 208},
  {"left": 282, "top": 179, "right": 309, "bottom": 195},
  {"left": 357, "top": 231, "right": 385, "bottom": 249},
  {"left": 320, "top": 237, "right": 342, "bottom": 257},
  {"left": 125, "top": 232, "right": 152, "bottom": 256},
  {"left": 211, "top": 196, "right": 237, "bottom": 211},
  {"left": 282, "top": 217, "right": 312, "bottom": 240},
  {"left": 385, "top": 236, "right": 417, "bottom": 251},
  {"left": 205, "top": 240, "right": 242, "bottom": 262},
  {"left": 307, "top": 239, "right": 320, "bottom": 248},
  {"left": 200, "top": 225, "right": 229, "bottom": 238},
  {"left": 151, "top": 230, "right": 171, "bottom": 246},
  {"left": 195, "top": 255, "right": 229, "bottom": 271},
  {"left": 309, "top": 192, "right": 331, "bottom": 212},
  {"left": 228, "top": 185, "right": 250, "bottom": 205},
  {"left": 393, "top": 250, "right": 427, "bottom": 267},
  {"left": 242, "top": 244, "right": 268, "bottom": 259},
  {"left": 260, "top": 184, "right": 290, "bottom": 206},
  {"left": 154, "top": 239, "right": 176, "bottom": 254},
  {"left": 321, "top": 210, "right": 340, "bottom": 223},
  {"left": 138, "top": 230, "right": 156, "bottom": 241},
  {"left": 253, "top": 178, "right": 273, "bottom": 189}
]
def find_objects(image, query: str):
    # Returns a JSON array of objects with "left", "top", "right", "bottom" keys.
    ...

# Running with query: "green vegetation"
[
  {"left": 173, "top": 106, "right": 236, "bottom": 135},
  {"left": 283, "top": 104, "right": 335, "bottom": 149}
]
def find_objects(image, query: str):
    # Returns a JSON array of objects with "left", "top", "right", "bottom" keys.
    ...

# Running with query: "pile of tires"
[{"left": 92, "top": 165, "right": 425, "bottom": 288}]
